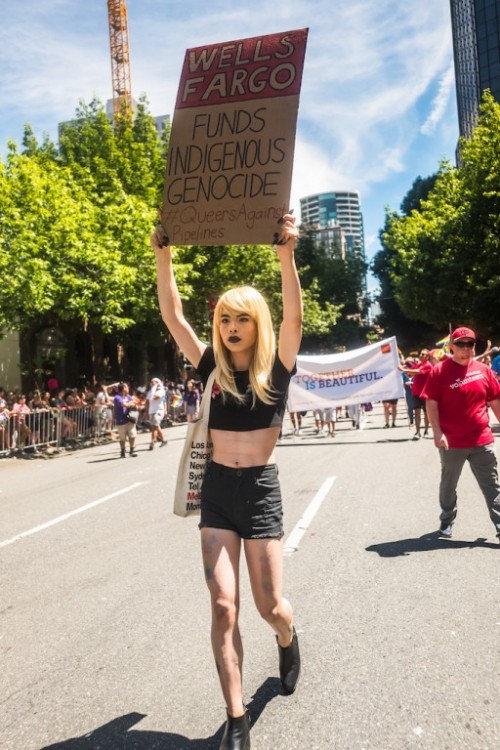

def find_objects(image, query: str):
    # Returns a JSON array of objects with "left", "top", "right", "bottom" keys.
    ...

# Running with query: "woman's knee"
[
  {"left": 257, "top": 592, "right": 293, "bottom": 623},
  {"left": 212, "top": 595, "right": 239, "bottom": 628},
  {"left": 255, "top": 599, "right": 282, "bottom": 624}
]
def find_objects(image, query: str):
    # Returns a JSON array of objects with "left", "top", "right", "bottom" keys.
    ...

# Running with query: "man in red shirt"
[
  {"left": 401, "top": 349, "right": 433, "bottom": 439},
  {"left": 423, "top": 327, "right": 500, "bottom": 540}
]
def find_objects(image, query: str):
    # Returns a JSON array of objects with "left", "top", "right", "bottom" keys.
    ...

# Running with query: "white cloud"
[
  {"left": 420, "top": 62, "right": 456, "bottom": 135},
  {"left": 0, "top": 20, "right": 109, "bottom": 126}
]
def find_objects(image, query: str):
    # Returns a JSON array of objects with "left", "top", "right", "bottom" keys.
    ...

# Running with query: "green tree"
[
  {"left": 400, "top": 174, "right": 438, "bottom": 215},
  {"left": 57, "top": 96, "right": 166, "bottom": 208},
  {"left": 371, "top": 176, "right": 440, "bottom": 348},
  {"left": 457, "top": 90, "right": 500, "bottom": 328},
  {"left": 1, "top": 94, "right": 350, "bottom": 384},
  {"left": 294, "top": 228, "right": 366, "bottom": 349},
  {"left": 0, "top": 150, "right": 158, "bottom": 334},
  {"left": 380, "top": 94, "right": 500, "bottom": 337}
]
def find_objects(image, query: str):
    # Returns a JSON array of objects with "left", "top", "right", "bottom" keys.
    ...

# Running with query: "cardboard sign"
[{"left": 161, "top": 28, "right": 308, "bottom": 246}]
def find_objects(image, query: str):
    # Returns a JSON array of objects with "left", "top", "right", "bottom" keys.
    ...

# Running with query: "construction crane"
[{"left": 107, "top": 0, "right": 133, "bottom": 121}]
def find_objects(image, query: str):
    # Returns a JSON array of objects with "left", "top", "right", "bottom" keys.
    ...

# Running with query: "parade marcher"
[
  {"left": 183, "top": 378, "right": 200, "bottom": 422},
  {"left": 146, "top": 377, "right": 168, "bottom": 449},
  {"left": 324, "top": 406, "right": 336, "bottom": 436},
  {"left": 151, "top": 213, "right": 301, "bottom": 750},
  {"left": 382, "top": 398, "right": 398, "bottom": 428},
  {"left": 491, "top": 348, "right": 500, "bottom": 382},
  {"left": 313, "top": 407, "right": 325, "bottom": 434},
  {"left": 401, "top": 359, "right": 415, "bottom": 426},
  {"left": 423, "top": 327, "right": 500, "bottom": 540},
  {"left": 288, "top": 410, "right": 303, "bottom": 436},
  {"left": 113, "top": 382, "right": 138, "bottom": 458},
  {"left": 401, "top": 349, "right": 432, "bottom": 440},
  {"left": 347, "top": 402, "right": 361, "bottom": 429}
]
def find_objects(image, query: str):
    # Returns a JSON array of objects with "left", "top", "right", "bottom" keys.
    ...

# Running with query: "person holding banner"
[{"left": 151, "top": 213, "right": 301, "bottom": 750}]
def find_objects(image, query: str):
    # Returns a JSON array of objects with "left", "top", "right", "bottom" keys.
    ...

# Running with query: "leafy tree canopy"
[
  {"left": 1, "top": 96, "right": 346, "bottom": 362},
  {"left": 373, "top": 91, "right": 500, "bottom": 340},
  {"left": 0, "top": 151, "right": 157, "bottom": 333}
]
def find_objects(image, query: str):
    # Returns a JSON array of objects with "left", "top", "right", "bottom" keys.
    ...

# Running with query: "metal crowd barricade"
[
  {"left": 0, "top": 412, "right": 16, "bottom": 456},
  {"left": 0, "top": 404, "right": 117, "bottom": 457}
]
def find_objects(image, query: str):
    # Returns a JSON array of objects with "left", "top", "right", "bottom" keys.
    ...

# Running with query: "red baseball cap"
[{"left": 451, "top": 326, "right": 476, "bottom": 342}]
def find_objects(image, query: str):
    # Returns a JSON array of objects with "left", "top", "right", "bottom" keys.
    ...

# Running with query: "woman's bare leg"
[
  {"left": 201, "top": 528, "right": 245, "bottom": 717},
  {"left": 244, "top": 537, "right": 293, "bottom": 646}
]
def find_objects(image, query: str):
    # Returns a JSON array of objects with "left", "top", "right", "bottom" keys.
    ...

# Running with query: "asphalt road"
[{"left": 1, "top": 406, "right": 500, "bottom": 750}]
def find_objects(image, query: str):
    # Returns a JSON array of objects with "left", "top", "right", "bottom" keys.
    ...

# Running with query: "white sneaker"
[{"left": 438, "top": 525, "right": 453, "bottom": 538}]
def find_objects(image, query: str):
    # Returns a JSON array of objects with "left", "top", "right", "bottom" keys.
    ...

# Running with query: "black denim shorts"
[{"left": 199, "top": 461, "right": 284, "bottom": 539}]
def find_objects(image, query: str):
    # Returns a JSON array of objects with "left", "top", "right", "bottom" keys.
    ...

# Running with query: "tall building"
[
  {"left": 299, "top": 191, "right": 366, "bottom": 262},
  {"left": 449, "top": 0, "right": 500, "bottom": 141}
]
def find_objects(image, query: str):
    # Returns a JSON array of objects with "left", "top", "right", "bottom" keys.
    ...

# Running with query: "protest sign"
[
  {"left": 161, "top": 29, "right": 308, "bottom": 246},
  {"left": 287, "top": 337, "right": 404, "bottom": 411}
]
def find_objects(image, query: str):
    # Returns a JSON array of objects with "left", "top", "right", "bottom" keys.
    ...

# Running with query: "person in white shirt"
[{"left": 146, "top": 378, "right": 167, "bottom": 450}]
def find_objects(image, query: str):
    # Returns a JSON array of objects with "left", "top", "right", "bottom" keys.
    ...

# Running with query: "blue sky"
[{"left": 1, "top": 0, "right": 458, "bottom": 291}]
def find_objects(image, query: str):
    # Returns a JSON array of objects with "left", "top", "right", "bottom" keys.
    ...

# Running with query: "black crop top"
[{"left": 196, "top": 347, "right": 296, "bottom": 432}]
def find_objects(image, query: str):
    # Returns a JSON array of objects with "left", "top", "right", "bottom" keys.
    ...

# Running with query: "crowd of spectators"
[{"left": 0, "top": 374, "right": 203, "bottom": 457}]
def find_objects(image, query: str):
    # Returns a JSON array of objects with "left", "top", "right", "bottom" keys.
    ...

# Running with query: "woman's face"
[{"left": 219, "top": 311, "right": 257, "bottom": 354}]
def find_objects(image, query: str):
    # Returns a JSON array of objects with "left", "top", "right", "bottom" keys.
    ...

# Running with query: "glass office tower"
[
  {"left": 300, "top": 191, "right": 365, "bottom": 263},
  {"left": 449, "top": 0, "right": 500, "bottom": 139}
]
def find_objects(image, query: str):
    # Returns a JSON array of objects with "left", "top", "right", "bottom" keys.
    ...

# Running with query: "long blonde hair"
[{"left": 212, "top": 286, "right": 276, "bottom": 405}]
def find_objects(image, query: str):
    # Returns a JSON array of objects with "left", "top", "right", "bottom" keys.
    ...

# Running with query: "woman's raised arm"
[
  {"left": 275, "top": 213, "right": 302, "bottom": 372},
  {"left": 150, "top": 223, "right": 206, "bottom": 369}
]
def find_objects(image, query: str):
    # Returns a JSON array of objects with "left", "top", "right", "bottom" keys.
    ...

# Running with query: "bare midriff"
[{"left": 210, "top": 426, "right": 281, "bottom": 468}]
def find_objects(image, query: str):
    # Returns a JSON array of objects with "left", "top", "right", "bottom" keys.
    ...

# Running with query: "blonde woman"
[{"left": 151, "top": 215, "right": 301, "bottom": 750}]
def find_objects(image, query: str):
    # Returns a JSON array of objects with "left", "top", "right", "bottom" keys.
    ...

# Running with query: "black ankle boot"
[
  {"left": 219, "top": 709, "right": 251, "bottom": 750},
  {"left": 277, "top": 627, "right": 301, "bottom": 694}
]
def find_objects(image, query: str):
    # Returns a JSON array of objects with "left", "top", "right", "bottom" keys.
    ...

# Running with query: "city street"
[{"left": 1, "top": 406, "right": 500, "bottom": 750}]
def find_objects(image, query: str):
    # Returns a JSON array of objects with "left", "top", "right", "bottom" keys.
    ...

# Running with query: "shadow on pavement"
[
  {"left": 277, "top": 437, "right": 414, "bottom": 447},
  {"left": 366, "top": 532, "right": 500, "bottom": 557},
  {"left": 39, "top": 677, "right": 281, "bottom": 749},
  {"left": 86, "top": 442, "right": 182, "bottom": 464},
  {"left": 86, "top": 456, "right": 124, "bottom": 463}
]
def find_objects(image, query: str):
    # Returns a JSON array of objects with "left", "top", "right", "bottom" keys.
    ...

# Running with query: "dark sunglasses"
[{"left": 453, "top": 340, "right": 475, "bottom": 348}]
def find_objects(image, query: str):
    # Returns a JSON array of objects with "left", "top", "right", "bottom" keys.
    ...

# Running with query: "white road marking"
[
  {"left": 0, "top": 482, "right": 148, "bottom": 549},
  {"left": 284, "top": 476, "right": 336, "bottom": 555}
]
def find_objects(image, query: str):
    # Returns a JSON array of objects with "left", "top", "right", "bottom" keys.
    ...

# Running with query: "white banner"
[{"left": 287, "top": 337, "right": 404, "bottom": 411}]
